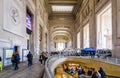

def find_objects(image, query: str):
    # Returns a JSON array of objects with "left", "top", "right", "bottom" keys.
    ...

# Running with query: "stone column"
[
  {"left": 112, "top": 0, "right": 120, "bottom": 58},
  {"left": 30, "top": 15, "right": 35, "bottom": 53},
  {"left": 34, "top": 0, "right": 41, "bottom": 54},
  {"left": 47, "top": 30, "right": 50, "bottom": 52},
  {"left": 80, "top": 26, "right": 84, "bottom": 48},
  {"left": 89, "top": 0, "right": 96, "bottom": 49},
  {"left": 73, "top": 24, "right": 76, "bottom": 48}
]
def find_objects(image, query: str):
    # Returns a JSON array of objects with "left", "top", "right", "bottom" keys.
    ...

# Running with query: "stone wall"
[
  {"left": 0, "top": 0, "right": 49, "bottom": 66},
  {"left": 0, "top": 0, "right": 27, "bottom": 64},
  {"left": 75, "top": 0, "right": 120, "bottom": 57}
]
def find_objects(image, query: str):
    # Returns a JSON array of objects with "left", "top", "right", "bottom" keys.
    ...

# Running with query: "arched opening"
[
  {"left": 77, "top": 32, "right": 80, "bottom": 48},
  {"left": 83, "top": 23, "right": 89, "bottom": 48},
  {"left": 96, "top": 3, "right": 112, "bottom": 49},
  {"left": 57, "top": 43, "right": 65, "bottom": 51}
]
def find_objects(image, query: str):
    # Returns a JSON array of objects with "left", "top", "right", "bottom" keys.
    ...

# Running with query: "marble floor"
[{"left": 0, "top": 58, "right": 44, "bottom": 78}]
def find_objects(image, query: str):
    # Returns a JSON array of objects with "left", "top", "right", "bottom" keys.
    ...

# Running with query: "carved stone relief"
[
  {"left": 9, "top": 7, "right": 20, "bottom": 25},
  {"left": 3, "top": 0, "right": 24, "bottom": 37}
]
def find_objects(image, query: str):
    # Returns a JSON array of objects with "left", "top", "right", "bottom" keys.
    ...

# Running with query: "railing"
[
  {"left": 44, "top": 52, "right": 120, "bottom": 78},
  {"left": 44, "top": 56, "right": 56, "bottom": 78}
]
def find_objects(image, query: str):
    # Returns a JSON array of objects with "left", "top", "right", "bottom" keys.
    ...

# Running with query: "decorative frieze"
[{"left": 78, "top": 0, "right": 90, "bottom": 22}]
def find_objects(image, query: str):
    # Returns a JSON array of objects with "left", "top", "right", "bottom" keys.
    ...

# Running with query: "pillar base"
[{"left": 113, "top": 46, "right": 120, "bottom": 58}]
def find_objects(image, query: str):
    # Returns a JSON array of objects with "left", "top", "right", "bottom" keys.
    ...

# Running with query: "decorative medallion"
[{"left": 10, "top": 7, "right": 20, "bottom": 25}]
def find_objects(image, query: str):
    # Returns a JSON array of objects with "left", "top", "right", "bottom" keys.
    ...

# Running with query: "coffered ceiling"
[{"left": 48, "top": 0, "right": 83, "bottom": 15}]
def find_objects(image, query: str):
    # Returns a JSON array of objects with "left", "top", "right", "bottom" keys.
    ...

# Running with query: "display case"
[
  {"left": 22, "top": 49, "right": 29, "bottom": 61},
  {"left": 3, "top": 48, "right": 13, "bottom": 66}
]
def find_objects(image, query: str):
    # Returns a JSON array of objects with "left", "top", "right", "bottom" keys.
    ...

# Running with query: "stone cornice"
[{"left": 72, "top": 0, "right": 83, "bottom": 16}]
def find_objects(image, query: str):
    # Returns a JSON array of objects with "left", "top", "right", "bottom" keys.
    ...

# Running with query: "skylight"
[{"left": 52, "top": 5, "right": 73, "bottom": 12}]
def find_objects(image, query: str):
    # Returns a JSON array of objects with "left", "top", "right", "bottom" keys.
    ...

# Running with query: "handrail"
[
  {"left": 106, "top": 75, "right": 120, "bottom": 78},
  {"left": 44, "top": 56, "right": 55, "bottom": 78}
]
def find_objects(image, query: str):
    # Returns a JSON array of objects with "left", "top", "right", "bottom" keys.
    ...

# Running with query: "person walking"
[
  {"left": 42, "top": 52, "right": 46, "bottom": 65},
  {"left": 39, "top": 54, "right": 43, "bottom": 64},
  {"left": 27, "top": 51, "right": 33, "bottom": 67},
  {"left": 14, "top": 52, "right": 20, "bottom": 70},
  {"left": 0, "top": 56, "right": 2, "bottom": 71},
  {"left": 11, "top": 54, "right": 15, "bottom": 70}
]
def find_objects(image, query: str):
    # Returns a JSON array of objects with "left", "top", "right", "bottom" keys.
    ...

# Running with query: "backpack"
[
  {"left": 16, "top": 55, "right": 20, "bottom": 61},
  {"left": 11, "top": 56, "right": 15, "bottom": 62}
]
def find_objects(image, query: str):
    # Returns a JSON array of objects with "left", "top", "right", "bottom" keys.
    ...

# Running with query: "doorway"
[{"left": 57, "top": 43, "right": 65, "bottom": 51}]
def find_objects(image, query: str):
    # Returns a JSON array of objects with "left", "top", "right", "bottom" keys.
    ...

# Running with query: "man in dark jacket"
[
  {"left": 27, "top": 52, "right": 33, "bottom": 67},
  {"left": 98, "top": 67, "right": 106, "bottom": 78},
  {"left": 0, "top": 56, "right": 2, "bottom": 61}
]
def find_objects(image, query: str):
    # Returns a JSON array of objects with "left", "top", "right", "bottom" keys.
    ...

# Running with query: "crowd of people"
[
  {"left": 64, "top": 65, "right": 106, "bottom": 78},
  {"left": 50, "top": 51, "right": 81, "bottom": 56},
  {"left": 39, "top": 52, "right": 48, "bottom": 65}
]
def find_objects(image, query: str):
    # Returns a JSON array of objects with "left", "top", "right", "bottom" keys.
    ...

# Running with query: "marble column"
[
  {"left": 112, "top": 0, "right": 120, "bottom": 58},
  {"left": 89, "top": 0, "right": 96, "bottom": 49}
]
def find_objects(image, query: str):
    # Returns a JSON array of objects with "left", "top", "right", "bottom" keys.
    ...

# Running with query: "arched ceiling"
[
  {"left": 52, "top": 29, "right": 72, "bottom": 42},
  {"left": 51, "top": 25, "right": 72, "bottom": 42},
  {"left": 51, "top": 26, "right": 72, "bottom": 35},
  {"left": 53, "top": 35, "right": 69, "bottom": 42}
]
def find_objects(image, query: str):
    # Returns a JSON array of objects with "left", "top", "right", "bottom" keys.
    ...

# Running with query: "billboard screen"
[{"left": 26, "top": 13, "right": 32, "bottom": 31}]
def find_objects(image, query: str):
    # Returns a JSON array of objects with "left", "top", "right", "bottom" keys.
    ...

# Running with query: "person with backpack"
[
  {"left": 11, "top": 54, "right": 15, "bottom": 70},
  {"left": 14, "top": 52, "right": 20, "bottom": 70},
  {"left": 27, "top": 51, "right": 33, "bottom": 67}
]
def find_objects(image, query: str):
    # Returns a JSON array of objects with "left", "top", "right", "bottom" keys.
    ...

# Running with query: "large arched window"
[{"left": 96, "top": 3, "right": 112, "bottom": 49}]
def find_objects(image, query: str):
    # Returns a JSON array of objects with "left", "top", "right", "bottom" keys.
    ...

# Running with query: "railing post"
[
  {"left": 106, "top": 57, "right": 108, "bottom": 62},
  {"left": 116, "top": 58, "right": 118, "bottom": 64}
]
